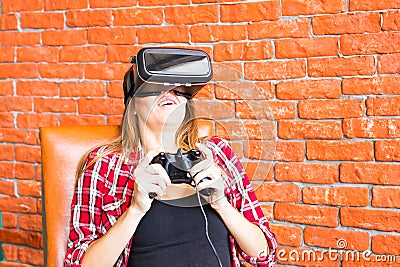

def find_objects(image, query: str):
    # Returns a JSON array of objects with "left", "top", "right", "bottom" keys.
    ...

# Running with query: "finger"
[
  {"left": 145, "top": 184, "right": 165, "bottom": 198},
  {"left": 147, "top": 164, "right": 172, "bottom": 186},
  {"left": 138, "top": 148, "right": 162, "bottom": 168},
  {"left": 190, "top": 143, "right": 214, "bottom": 174}
]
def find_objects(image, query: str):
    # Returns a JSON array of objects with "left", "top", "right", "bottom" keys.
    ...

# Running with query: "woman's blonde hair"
[{"left": 76, "top": 67, "right": 201, "bottom": 179}]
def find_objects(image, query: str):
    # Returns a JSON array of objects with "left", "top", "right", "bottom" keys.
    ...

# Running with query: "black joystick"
[{"left": 149, "top": 148, "right": 214, "bottom": 198}]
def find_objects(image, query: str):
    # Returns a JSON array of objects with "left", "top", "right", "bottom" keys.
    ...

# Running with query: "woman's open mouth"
[{"left": 157, "top": 96, "right": 178, "bottom": 108}]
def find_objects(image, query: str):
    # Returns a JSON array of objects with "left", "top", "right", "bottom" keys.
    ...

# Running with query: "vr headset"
[{"left": 125, "top": 47, "right": 213, "bottom": 102}]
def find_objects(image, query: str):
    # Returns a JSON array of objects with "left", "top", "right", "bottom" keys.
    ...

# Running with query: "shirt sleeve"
[
  {"left": 204, "top": 137, "right": 278, "bottom": 267},
  {"left": 64, "top": 147, "right": 107, "bottom": 266}
]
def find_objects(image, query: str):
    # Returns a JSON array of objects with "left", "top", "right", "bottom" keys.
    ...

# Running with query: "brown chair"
[{"left": 40, "top": 122, "right": 213, "bottom": 267}]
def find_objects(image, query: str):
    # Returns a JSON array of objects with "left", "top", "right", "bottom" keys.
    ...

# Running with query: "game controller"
[{"left": 149, "top": 148, "right": 213, "bottom": 198}]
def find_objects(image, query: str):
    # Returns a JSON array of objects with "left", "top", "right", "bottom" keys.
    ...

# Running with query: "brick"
[
  {"left": 14, "top": 163, "right": 36, "bottom": 179},
  {"left": 0, "top": 197, "right": 36, "bottom": 213},
  {"left": 303, "top": 186, "right": 369, "bottom": 206},
  {"left": 372, "top": 186, "right": 400, "bottom": 208},
  {"left": 84, "top": 64, "right": 129, "bottom": 80},
  {"left": 60, "top": 82, "right": 106, "bottom": 97},
  {"left": 15, "top": 145, "right": 41, "bottom": 162},
  {"left": 138, "top": 0, "right": 188, "bottom": 5},
  {"left": 193, "top": 100, "right": 235, "bottom": 119},
  {"left": 260, "top": 204, "right": 273, "bottom": 221},
  {"left": 253, "top": 182, "right": 300, "bottom": 202},
  {"left": 17, "top": 81, "right": 58, "bottom": 96},
  {"left": 0, "top": 97, "right": 32, "bottom": 112},
  {"left": 236, "top": 101, "right": 296, "bottom": 120},
  {"left": 274, "top": 203, "right": 338, "bottom": 227},
  {"left": 36, "top": 165, "right": 41, "bottom": 182},
  {"left": 0, "top": 32, "right": 40, "bottom": 46},
  {"left": 20, "top": 12, "right": 64, "bottom": 29},
  {"left": 2, "top": 212, "right": 18, "bottom": 228},
  {"left": 1, "top": 0, "right": 43, "bottom": 12},
  {"left": 313, "top": 12, "right": 381, "bottom": 35},
  {"left": 304, "top": 226, "right": 370, "bottom": 251},
  {"left": 113, "top": 8, "right": 162, "bottom": 26},
  {"left": 78, "top": 98, "right": 124, "bottom": 115},
  {"left": 308, "top": 56, "right": 375, "bottom": 77},
  {"left": 107, "top": 45, "right": 144, "bottom": 63},
  {"left": 2, "top": 244, "right": 18, "bottom": 261},
  {"left": 245, "top": 141, "right": 305, "bottom": 161},
  {"left": 107, "top": 115, "right": 123, "bottom": 126},
  {"left": 215, "top": 81, "right": 274, "bottom": 100},
  {"left": 276, "top": 37, "right": 338, "bottom": 58},
  {"left": 350, "top": 0, "right": 400, "bottom": 11},
  {"left": 220, "top": 1, "right": 280, "bottom": 22},
  {"left": 0, "top": 47, "right": 14, "bottom": 62},
  {"left": 249, "top": 18, "right": 310, "bottom": 39},
  {"left": 282, "top": 0, "right": 346, "bottom": 15},
  {"left": 242, "top": 161, "right": 273, "bottom": 181},
  {"left": 37, "top": 199, "right": 42, "bottom": 214},
  {"left": 18, "top": 180, "right": 41, "bottom": 197},
  {"left": 18, "top": 247, "right": 44, "bottom": 266},
  {"left": 19, "top": 214, "right": 42, "bottom": 232},
  {"left": 0, "top": 64, "right": 38, "bottom": 79},
  {"left": 165, "top": 5, "right": 218, "bottom": 24},
  {"left": 0, "top": 229, "right": 42, "bottom": 248},
  {"left": 269, "top": 224, "right": 302, "bottom": 247},
  {"left": 88, "top": 27, "right": 136, "bottom": 45},
  {"left": 0, "top": 144, "right": 14, "bottom": 160},
  {"left": 214, "top": 41, "right": 273, "bottom": 62},
  {"left": 341, "top": 32, "right": 400, "bottom": 56},
  {"left": 66, "top": 10, "right": 112, "bottom": 27},
  {"left": 17, "top": 47, "right": 58, "bottom": 63},
  {"left": 137, "top": 26, "right": 189, "bottom": 43},
  {"left": 340, "top": 162, "right": 400, "bottom": 185},
  {"left": 0, "top": 14, "right": 18, "bottom": 30},
  {"left": 107, "top": 81, "right": 124, "bottom": 98},
  {"left": 377, "top": 53, "right": 400, "bottom": 74},
  {"left": 372, "top": 234, "right": 400, "bottom": 255},
  {"left": 212, "top": 62, "right": 242, "bottom": 81},
  {"left": 275, "top": 163, "right": 338, "bottom": 184},
  {"left": 341, "top": 207, "right": 400, "bottom": 232},
  {"left": 278, "top": 120, "right": 342, "bottom": 139},
  {"left": 60, "top": 114, "right": 106, "bottom": 126},
  {"left": 89, "top": 0, "right": 136, "bottom": 7},
  {"left": 376, "top": 140, "right": 400, "bottom": 161},
  {"left": 344, "top": 118, "right": 400, "bottom": 138},
  {"left": 0, "top": 113, "right": 14, "bottom": 128},
  {"left": 60, "top": 46, "right": 106, "bottom": 62},
  {"left": 245, "top": 60, "right": 306, "bottom": 80},
  {"left": 42, "top": 30, "right": 87, "bottom": 46},
  {"left": 307, "top": 140, "right": 374, "bottom": 161},
  {"left": 44, "top": 0, "right": 88, "bottom": 10},
  {"left": 0, "top": 81, "right": 14, "bottom": 96},
  {"left": 299, "top": 99, "right": 365, "bottom": 119},
  {"left": 18, "top": 113, "right": 59, "bottom": 128},
  {"left": 216, "top": 120, "right": 276, "bottom": 140},
  {"left": 276, "top": 79, "right": 341, "bottom": 100},
  {"left": 190, "top": 25, "right": 246, "bottom": 43},
  {"left": 383, "top": 10, "right": 400, "bottom": 31},
  {"left": 0, "top": 129, "right": 39, "bottom": 145},
  {"left": 0, "top": 180, "right": 15, "bottom": 196},
  {"left": 39, "top": 64, "right": 83, "bottom": 79},
  {"left": 343, "top": 76, "right": 400, "bottom": 95},
  {"left": 195, "top": 83, "right": 215, "bottom": 100},
  {"left": 34, "top": 98, "right": 76, "bottom": 113}
]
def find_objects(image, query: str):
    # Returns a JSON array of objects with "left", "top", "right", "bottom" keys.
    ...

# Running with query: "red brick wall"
[{"left": 1, "top": 0, "right": 400, "bottom": 266}]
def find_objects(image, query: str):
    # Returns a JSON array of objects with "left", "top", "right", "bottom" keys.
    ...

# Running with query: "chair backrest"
[{"left": 40, "top": 122, "right": 213, "bottom": 267}]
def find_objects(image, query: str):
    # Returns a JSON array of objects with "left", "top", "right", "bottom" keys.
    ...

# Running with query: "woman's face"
[{"left": 134, "top": 89, "right": 188, "bottom": 132}]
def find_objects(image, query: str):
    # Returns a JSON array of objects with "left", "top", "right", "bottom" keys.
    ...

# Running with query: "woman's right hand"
[{"left": 130, "top": 149, "right": 171, "bottom": 214}]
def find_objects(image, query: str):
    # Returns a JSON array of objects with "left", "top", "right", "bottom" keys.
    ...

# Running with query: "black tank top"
[{"left": 127, "top": 194, "right": 231, "bottom": 267}]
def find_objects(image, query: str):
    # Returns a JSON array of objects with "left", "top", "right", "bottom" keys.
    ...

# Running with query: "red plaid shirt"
[{"left": 64, "top": 137, "right": 277, "bottom": 267}]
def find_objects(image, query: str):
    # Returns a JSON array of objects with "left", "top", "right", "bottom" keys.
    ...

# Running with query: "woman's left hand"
[{"left": 190, "top": 143, "right": 229, "bottom": 210}]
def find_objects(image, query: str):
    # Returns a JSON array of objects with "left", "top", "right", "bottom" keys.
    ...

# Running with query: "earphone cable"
[{"left": 192, "top": 175, "right": 223, "bottom": 267}]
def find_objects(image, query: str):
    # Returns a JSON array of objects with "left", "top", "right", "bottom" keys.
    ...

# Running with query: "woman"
[{"left": 64, "top": 49, "right": 277, "bottom": 267}]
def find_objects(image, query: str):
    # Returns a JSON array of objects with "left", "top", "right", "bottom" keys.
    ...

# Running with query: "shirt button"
[{"left": 67, "top": 254, "right": 72, "bottom": 259}]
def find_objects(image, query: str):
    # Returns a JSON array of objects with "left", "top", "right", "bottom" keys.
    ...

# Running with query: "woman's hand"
[
  {"left": 131, "top": 149, "right": 171, "bottom": 214},
  {"left": 190, "top": 143, "right": 229, "bottom": 210}
]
